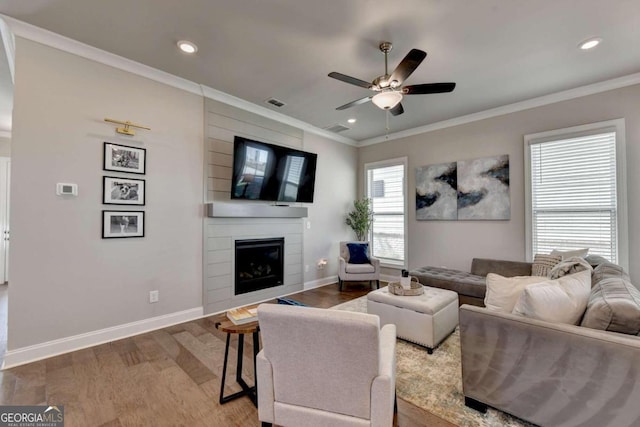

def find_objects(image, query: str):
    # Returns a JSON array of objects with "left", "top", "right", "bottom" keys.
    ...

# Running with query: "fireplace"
[{"left": 235, "top": 237, "right": 285, "bottom": 295}]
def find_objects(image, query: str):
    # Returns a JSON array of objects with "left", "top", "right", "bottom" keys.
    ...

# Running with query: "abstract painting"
[
  {"left": 416, "top": 155, "right": 510, "bottom": 221},
  {"left": 416, "top": 162, "right": 457, "bottom": 220},
  {"left": 457, "top": 155, "right": 510, "bottom": 220}
]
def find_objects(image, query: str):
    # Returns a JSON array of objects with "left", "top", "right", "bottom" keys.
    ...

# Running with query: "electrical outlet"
[
  {"left": 306, "top": 220, "right": 311, "bottom": 229},
  {"left": 305, "top": 265, "right": 310, "bottom": 273},
  {"left": 149, "top": 290, "right": 159, "bottom": 303}
]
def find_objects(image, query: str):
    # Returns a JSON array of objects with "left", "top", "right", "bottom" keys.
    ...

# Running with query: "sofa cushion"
[
  {"left": 470, "top": 258, "right": 533, "bottom": 277},
  {"left": 592, "top": 261, "right": 631, "bottom": 287},
  {"left": 512, "top": 269, "right": 592, "bottom": 325},
  {"left": 484, "top": 274, "right": 548, "bottom": 313},
  {"left": 531, "top": 254, "right": 562, "bottom": 277},
  {"left": 345, "top": 263, "right": 375, "bottom": 274},
  {"left": 346, "top": 243, "right": 369, "bottom": 264},
  {"left": 581, "top": 277, "right": 640, "bottom": 335},
  {"left": 410, "top": 266, "right": 486, "bottom": 299}
]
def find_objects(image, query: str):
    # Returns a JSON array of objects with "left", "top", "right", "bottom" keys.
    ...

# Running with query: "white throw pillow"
[
  {"left": 512, "top": 269, "right": 592, "bottom": 325},
  {"left": 484, "top": 274, "right": 548, "bottom": 313},
  {"left": 550, "top": 248, "right": 589, "bottom": 259}
]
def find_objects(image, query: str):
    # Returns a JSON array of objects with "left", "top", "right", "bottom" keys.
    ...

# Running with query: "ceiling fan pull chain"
[{"left": 385, "top": 111, "right": 390, "bottom": 138}]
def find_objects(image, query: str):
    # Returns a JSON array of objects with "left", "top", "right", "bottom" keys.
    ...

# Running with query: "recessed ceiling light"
[
  {"left": 579, "top": 37, "right": 602, "bottom": 50},
  {"left": 177, "top": 40, "right": 198, "bottom": 54},
  {"left": 347, "top": 118, "right": 357, "bottom": 124}
]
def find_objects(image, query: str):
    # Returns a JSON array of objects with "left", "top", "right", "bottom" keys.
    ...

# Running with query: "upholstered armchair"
[
  {"left": 338, "top": 241, "right": 381, "bottom": 291},
  {"left": 257, "top": 304, "right": 397, "bottom": 427}
]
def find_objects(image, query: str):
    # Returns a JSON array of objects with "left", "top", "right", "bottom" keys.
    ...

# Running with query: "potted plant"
[{"left": 345, "top": 198, "right": 374, "bottom": 241}]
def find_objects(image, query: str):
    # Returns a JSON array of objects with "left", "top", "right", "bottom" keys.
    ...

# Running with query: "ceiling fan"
[{"left": 328, "top": 42, "right": 456, "bottom": 116}]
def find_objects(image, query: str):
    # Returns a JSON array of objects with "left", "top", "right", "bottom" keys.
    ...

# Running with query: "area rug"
[{"left": 331, "top": 297, "right": 534, "bottom": 427}]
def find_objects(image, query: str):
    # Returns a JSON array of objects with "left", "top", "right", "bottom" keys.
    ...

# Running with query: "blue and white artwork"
[
  {"left": 415, "top": 162, "right": 457, "bottom": 220},
  {"left": 415, "top": 155, "right": 510, "bottom": 221}
]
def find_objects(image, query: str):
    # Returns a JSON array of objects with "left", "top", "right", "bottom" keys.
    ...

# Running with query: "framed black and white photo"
[
  {"left": 103, "top": 176, "right": 146, "bottom": 205},
  {"left": 103, "top": 142, "right": 146, "bottom": 175},
  {"left": 102, "top": 211, "right": 145, "bottom": 238}
]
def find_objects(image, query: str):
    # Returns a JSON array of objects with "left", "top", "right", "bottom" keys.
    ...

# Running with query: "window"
[
  {"left": 365, "top": 158, "right": 407, "bottom": 267},
  {"left": 525, "top": 119, "right": 628, "bottom": 269}
]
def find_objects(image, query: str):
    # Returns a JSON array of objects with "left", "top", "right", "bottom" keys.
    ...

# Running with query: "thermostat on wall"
[{"left": 56, "top": 183, "right": 78, "bottom": 196}]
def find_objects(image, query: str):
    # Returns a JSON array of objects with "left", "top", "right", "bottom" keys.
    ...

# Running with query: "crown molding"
[
  {"left": 0, "top": 14, "right": 355, "bottom": 146},
  {"left": 357, "top": 71, "right": 640, "bottom": 147}
]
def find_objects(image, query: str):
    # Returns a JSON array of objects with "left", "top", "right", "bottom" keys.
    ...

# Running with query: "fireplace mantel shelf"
[{"left": 206, "top": 202, "right": 308, "bottom": 218}]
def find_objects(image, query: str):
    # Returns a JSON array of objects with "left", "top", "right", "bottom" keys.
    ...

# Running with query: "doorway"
[{"left": 0, "top": 157, "right": 9, "bottom": 363}]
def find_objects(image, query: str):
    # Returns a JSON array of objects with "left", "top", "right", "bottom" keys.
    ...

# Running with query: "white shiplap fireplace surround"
[{"left": 204, "top": 98, "right": 308, "bottom": 315}]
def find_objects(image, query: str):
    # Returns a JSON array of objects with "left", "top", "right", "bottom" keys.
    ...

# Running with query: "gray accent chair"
[
  {"left": 257, "top": 304, "right": 397, "bottom": 427},
  {"left": 338, "top": 241, "right": 381, "bottom": 291}
]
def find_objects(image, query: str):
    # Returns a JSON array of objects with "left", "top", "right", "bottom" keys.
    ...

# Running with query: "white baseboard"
[
  {"left": 2, "top": 307, "right": 204, "bottom": 370},
  {"left": 303, "top": 275, "right": 338, "bottom": 290}
]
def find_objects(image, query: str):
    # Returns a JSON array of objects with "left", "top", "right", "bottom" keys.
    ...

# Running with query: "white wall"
[
  {"left": 303, "top": 132, "right": 358, "bottom": 285},
  {"left": 359, "top": 84, "right": 640, "bottom": 282},
  {"left": 8, "top": 38, "right": 204, "bottom": 350}
]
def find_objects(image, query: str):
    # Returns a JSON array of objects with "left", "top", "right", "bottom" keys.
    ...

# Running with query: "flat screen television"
[{"left": 230, "top": 136, "right": 317, "bottom": 203}]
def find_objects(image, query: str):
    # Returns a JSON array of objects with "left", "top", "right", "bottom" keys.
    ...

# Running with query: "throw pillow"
[
  {"left": 550, "top": 248, "right": 589, "bottom": 259},
  {"left": 531, "top": 254, "right": 562, "bottom": 277},
  {"left": 484, "top": 274, "right": 548, "bottom": 313},
  {"left": 512, "top": 269, "right": 592, "bottom": 325},
  {"left": 581, "top": 277, "right": 640, "bottom": 335},
  {"left": 346, "top": 243, "right": 369, "bottom": 264}
]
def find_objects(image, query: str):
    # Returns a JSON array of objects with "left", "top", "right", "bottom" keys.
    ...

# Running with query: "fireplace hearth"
[{"left": 235, "top": 238, "right": 285, "bottom": 295}]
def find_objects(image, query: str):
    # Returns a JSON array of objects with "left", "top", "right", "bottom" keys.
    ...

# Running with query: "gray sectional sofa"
[
  {"left": 458, "top": 260, "right": 640, "bottom": 427},
  {"left": 410, "top": 258, "right": 533, "bottom": 306}
]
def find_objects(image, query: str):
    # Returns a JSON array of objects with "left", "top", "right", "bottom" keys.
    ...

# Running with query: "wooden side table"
[{"left": 215, "top": 318, "right": 260, "bottom": 407}]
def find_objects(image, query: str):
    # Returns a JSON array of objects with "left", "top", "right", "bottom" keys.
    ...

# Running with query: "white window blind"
[
  {"left": 529, "top": 131, "right": 618, "bottom": 262},
  {"left": 366, "top": 161, "right": 406, "bottom": 265}
]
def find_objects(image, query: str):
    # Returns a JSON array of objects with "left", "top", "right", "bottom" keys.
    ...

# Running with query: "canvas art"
[
  {"left": 457, "top": 155, "right": 510, "bottom": 220},
  {"left": 415, "top": 162, "right": 457, "bottom": 220},
  {"left": 416, "top": 155, "right": 510, "bottom": 220}
]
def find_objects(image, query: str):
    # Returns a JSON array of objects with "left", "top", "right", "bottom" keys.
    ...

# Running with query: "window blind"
[
  {"left": 366, "top": 163, "right": 405, "bottom": 264},
  {"left": 529, "top": 131, "right": 618, "bottom": 262}
]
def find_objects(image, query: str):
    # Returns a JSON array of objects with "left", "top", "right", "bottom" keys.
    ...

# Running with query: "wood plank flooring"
[{"left": 0, "top": 282, "right": 455, "bottom": 427}]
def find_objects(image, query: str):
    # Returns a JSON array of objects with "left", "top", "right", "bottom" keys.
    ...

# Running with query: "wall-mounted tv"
[{"left": 230, "top": 136, "right": 317, "bottom": 203}]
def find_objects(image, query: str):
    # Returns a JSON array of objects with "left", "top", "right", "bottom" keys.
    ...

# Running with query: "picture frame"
[
  {"left": 103, "top": 142, "right": 146, "bottom": 175},
  {"left": 102, "top": 211, "right": 145, "bottom": 238},
  {"left": 103, "top": 176, "right": 146, "bottom": 205}
]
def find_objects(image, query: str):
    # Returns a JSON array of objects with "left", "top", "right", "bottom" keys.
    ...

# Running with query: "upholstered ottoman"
[{"left": 367, "top": 286, "right": 458, "bottom": 353}]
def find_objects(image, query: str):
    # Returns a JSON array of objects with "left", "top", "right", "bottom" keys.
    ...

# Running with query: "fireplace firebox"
[{"left": 235, "top": 238, "right": 285, "bottom": 295}]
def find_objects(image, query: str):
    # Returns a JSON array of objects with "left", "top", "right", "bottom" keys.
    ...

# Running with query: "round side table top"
[{"left": 215, "top": 319, "right": 259, "bottom": 334}]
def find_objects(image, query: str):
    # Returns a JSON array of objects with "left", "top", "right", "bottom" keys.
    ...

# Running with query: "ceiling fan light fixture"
[{"left": 372, "top": 91, "right": 403, "bottom": 110}]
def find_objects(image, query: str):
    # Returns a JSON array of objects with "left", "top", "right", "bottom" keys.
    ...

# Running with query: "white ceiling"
[{"left": 0, "top": 0, "right": 639, "bottom": 142}]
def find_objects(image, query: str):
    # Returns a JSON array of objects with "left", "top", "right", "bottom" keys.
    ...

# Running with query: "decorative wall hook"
[{"left": 104, "top": 118, "right": 151, "bottom": 136}]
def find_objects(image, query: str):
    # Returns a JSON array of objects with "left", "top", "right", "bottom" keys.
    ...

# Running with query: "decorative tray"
[{"left": 388, "top": 276, "right": 424, "bottom": 296}]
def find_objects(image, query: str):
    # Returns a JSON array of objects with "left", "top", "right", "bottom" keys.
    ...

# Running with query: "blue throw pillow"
[{"left": 347, "top": 243, "right": 370, "bottom": 264}]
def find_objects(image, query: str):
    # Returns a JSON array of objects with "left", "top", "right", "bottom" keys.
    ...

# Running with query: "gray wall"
[
  {"left": 303, "top": 131, "right": 358, "bottom": 285},
  {"left": 8, "top": 38, "right": 204, "bottom": 349},
  {"left": 359, "top": 84, "right": 640, "bottom": 282}
]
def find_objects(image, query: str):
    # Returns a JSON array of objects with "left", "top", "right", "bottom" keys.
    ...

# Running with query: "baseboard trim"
[
  {"left": 303, "top": 275, "right": 338, "bottom": 290},
  {"left": 2, "top": 307, "right": 204, "bottom": 370}
]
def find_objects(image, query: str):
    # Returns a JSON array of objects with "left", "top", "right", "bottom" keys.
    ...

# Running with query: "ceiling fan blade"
[
  {"left": 389, "top": 49, "right": 427, "bottom": 84},
  {"left": 403, "top": 82, "right": 456, "bottom": 94},
  {"left": 328, "top": 72, "right": 373, "bottom": 90},
  {"left": 336, "top": 96, "right": 373, "bottom": 110},
  {"left": 389, "top": 102, "right": 404, "bottom": 116}
]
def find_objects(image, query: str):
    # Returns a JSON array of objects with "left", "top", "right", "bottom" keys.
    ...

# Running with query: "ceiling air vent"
[
  {"left": 265, "top": 98, "right": 286, "bottom": 108},
  {"left": 325, "top": 123, "right": 350, "bottom": 133}
]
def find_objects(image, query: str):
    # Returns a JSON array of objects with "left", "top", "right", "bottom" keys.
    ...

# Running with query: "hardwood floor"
[{"left": 0, "top": 282, "right": 455, "bottom": 427}]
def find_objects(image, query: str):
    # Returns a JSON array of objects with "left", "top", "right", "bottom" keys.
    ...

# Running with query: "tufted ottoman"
[
  {"left": 367, "top": 286, "right": 459, "bottom": 353},
  {"left": 410, "top": 266, "right": 487, "bottom": 306}
]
